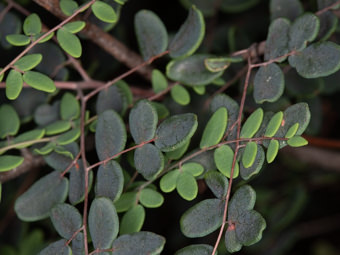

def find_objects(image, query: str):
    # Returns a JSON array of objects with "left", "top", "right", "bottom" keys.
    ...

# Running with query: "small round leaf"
[
  {"left": 23, "top": 13, "right": 42, "bottom": 35},
  {"left": 0, "top": 155, "right": 24, "bottom": 172},
  {"left": 6, "top": 34, "right": 30, "bottom": 46},
  {"left": 160, "top": 170, "right": 180, "bottom": 193},
  {"left": 176, "top": 172, "right": 198, "bottom": 201},
  {"left": 171, "top": 84, "right": 191, "bottom": 105},
  {"left": 240, "top": 108, "right": 264, "bottom": 138},
  {"left": 57, "top": 28, "right": 82, "bottom": 58},
  {"left": 242, "top": 142, "right": 258, "bottom": 168},
  {"left": 265, "top": 111, "right": 283, "bottom": 137},
  {"left": 287, "top": 136, "right": 308, "bottom": 147},
  {"left": 6, "top": 69, "right": 23, "bottom": 100},
  {"left": 266, "top": 139, "right": 279, "bottom": 163},
  {"left": 120, "top": 205, "right": 145, "bottom": 235},
  {"left": 139, "top": 188, "right": 164, "bottom": 208},
  {"left": 14, "top": 54, "right": 43, "bottom": 71},
  {"left": 151, "top": 69, "right": 168, "bottom": 93},
  {"left": 92, "top": 1, "right": 117, "bottom": 23}
]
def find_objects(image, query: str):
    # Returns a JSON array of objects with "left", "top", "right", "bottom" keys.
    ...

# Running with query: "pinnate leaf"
[
  {"left": 253, "top": 63, "right": 284, "bottom": 104},
  {"left": 129, "top": 100, "right": 158, "bottom": 144},
  {"left": 169, "top": 6, "right": 205, "bottom": 58},
  {"left": 200, "top": 107, "right": 228, "bottom": 148},
  {"left": 0, "top": 155, "right": 24, "bottom": 172},
  {"left": 92, "top": 1, "right": 117, "bottom": 23},
  {"left": 50, "top": 203, "right": 82, "bottom": 239},
  {"left": 155, "top": 113, "right": 197, "bottom": 152},
  {"left": 95, "top": 110, "right": 126, "bottom": 161},
  {"left": 6, "top": 69, "right": 23, "bottom": 100},
  {"left": 57, "top": 28, "right": 82, "bottom": 58},
  {"left": 23, "top": 71, "right": 56, "bottom": 93},
  {"left": 0, "top": 104, "right": 20, "bottom": 138},
  {"left": 134, "top": 10, "right": 168, "bottom": 60},
  {"left": 180, "top": 198, "right": 224, "bottom": 237},
  {"left": 240, "top": 108, "right": 264, "bottom": 138},
  {"left": 111, "top": 231, "right": 165, "bottom": 255},
  {"left": 15, "top": 171, "right": 68, "bottom": 221},
  {"left": 89, "top": 197, "right": 119, "bottom": 249}
]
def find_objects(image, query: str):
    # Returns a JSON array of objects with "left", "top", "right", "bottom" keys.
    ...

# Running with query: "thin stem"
[
  {"left": 212, "top": 53, "right": 253, "bottom": 255},
  {"left": 87, "top": 138, "right": 156, "bottom": 171},
  {"left": 316, "top": 0, "right": 340, "bottom": 15},
  {"left": 84, "top": 50, "right": 169, "bottom": 101},
  {"left": 0, "top": 137, "right": 53, "bottom": 154},
  {"left": 0, "top": 1, "right": 13, "bottom": 23},
  {"left": 148, "top": 82, "right": 177, "bottom": 101},
  {"left": 60, "top": 152, "right": 81, "bottom": 177},
  {"left": 0, "top": 0, "right": 97, "bottom": 78}
]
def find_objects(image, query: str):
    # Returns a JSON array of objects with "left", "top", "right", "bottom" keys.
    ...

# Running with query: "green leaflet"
[
  {"left": 13, "top": 129, "right": 45, "bottom": 149},
  {"left": 114, "top": 192, "right": 137, "bottom": 213},
  {"left": 39, "top": 239, "right": 72, "bottom": 255},
  {"left": 264, "top": 18, "right": 290, "bottom": 62},
  {"left": 242, "top": 142, "right": 258, "bottom": 168},
  {"left": 134, "top": 144, "right": 164, "bottom": 180},
  {"left": 23, "top": 71, "right": 56, "bottom": 93},
  {"left": 57, "top": 28, "right": 82, "bottom": 58},
  {"left": 169, "top": 6, "right": 205, "bottom": 58},
  {"left": 88, "top": 197, "right": 119, "bottom": 249},
  {"left": 267, "top": 139, "right": 279, "bottom": 163},
  {"left": 92, "top": 1, "right": 117, "bottom": 23},
  {"left": 50, "top": 203, "right": 82, "bottom": 239},
  {"left": 129, "top": 100, "right": 158, "bottom": 144},
  {"left": 287, "top": 136, "right": 308, "bottom": 147},
  {"left": 240, "top": 145, "right": 265, "bottom": 180},
  {"left": 6, "top": 34, "right": 30, "bottom": 46},
  {"left": 6, "top": 69, "right": 23, "bottom": 100},
  {"left": 95, "top": 110, "right": 127, "bottom": 161},
  {"left": 214, "top": 145, "right": 239, "bottom": 178},
  {"left": 14, "top": 171, "right": 69, "bottom": 221},
  {"left": 182, "top": 162, "right": 204, "bottom": 177},
  {"left": 60, "top": 93, "right": 80, "bottom": 120},
  {"left": 200, "top": 107, "right": 228, "bottom": 148},
  {"left": 160, "top": 170, "right": 180, "bottom": 193},
  {"left": 95, "top": 160, "right": 124, "bottom": 202},
  {"left": 120, "top": 205, "right": 145, "bottom": 235},
  {"left": 56, "top": 128, "right": 80, "bottom": 146},
  {"left": 289, "top": 13, "right": 320, "bottom": 51},
  {"left": 155, "top": 113, "right": 198, "bottom": 152},
  {"left": 151, "top": 69, "right": 168, "bottom": 93},
  {"left": 285, "top": 123, "right": 299, "bottom": 138},
  {"left": 240, "top": 108, "right": 264, "bottom": 138},
  {"left": 14, "top": 54, "right": 42, "bottom": 71},
  {"left": 60, "top": 0, "right": 79, "bottom": 16},
  {"left": 23, "top": 13, "right": 42, "bottom": 36},
  {"left": 265, "top": 111, "right": 283, "bottom": 137},
  {"left": 0, "top": 104, "right": 20, "bottom": 138},
  {"left": 289, "top": 42, "right": 340, "bottom": 78},
  {"left": 139, "top": 188, "right": 164, "bottom": 208},
  {"left": 111, "top": 232, "right": 165, "bottom": 255},
  {"left": 63, "top": 21, "right": 86, "bottom": 33},
  {"left": 45, "top": 120, "right": 71, "bottom": 135},
  {"left": 166, "top": 139, "right": 190, "bottom": 160},
  {"left": 0, "top": 155, "right": 24, "bottom": 172},
  {"left": 171, "top": 84, "right": 191, "bottom": 105},
  {"left": 166, "top": 54, "right": 224, "bottom": 86},
  {"left": 204, "top": 170, "right": 229, "bottom": 199},
  {"left": 175, "top": 244, "right": 214, "bottom": 255},
  {"left": 180, "top": 198, "right": 224, "bottom": 237},
  {"left": 253, "top": 63, "right": 284, "bottom": 104},
  {"left": 176, "top": 172, "right": 198, "bottom": 201},
  {"left": 134, "top": 10, "right": 168, "bottom": 60}
]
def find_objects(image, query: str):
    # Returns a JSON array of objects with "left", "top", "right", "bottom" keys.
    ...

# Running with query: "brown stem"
[{"left": 32, "top": 0, "right": 154, "bottom": 80}]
